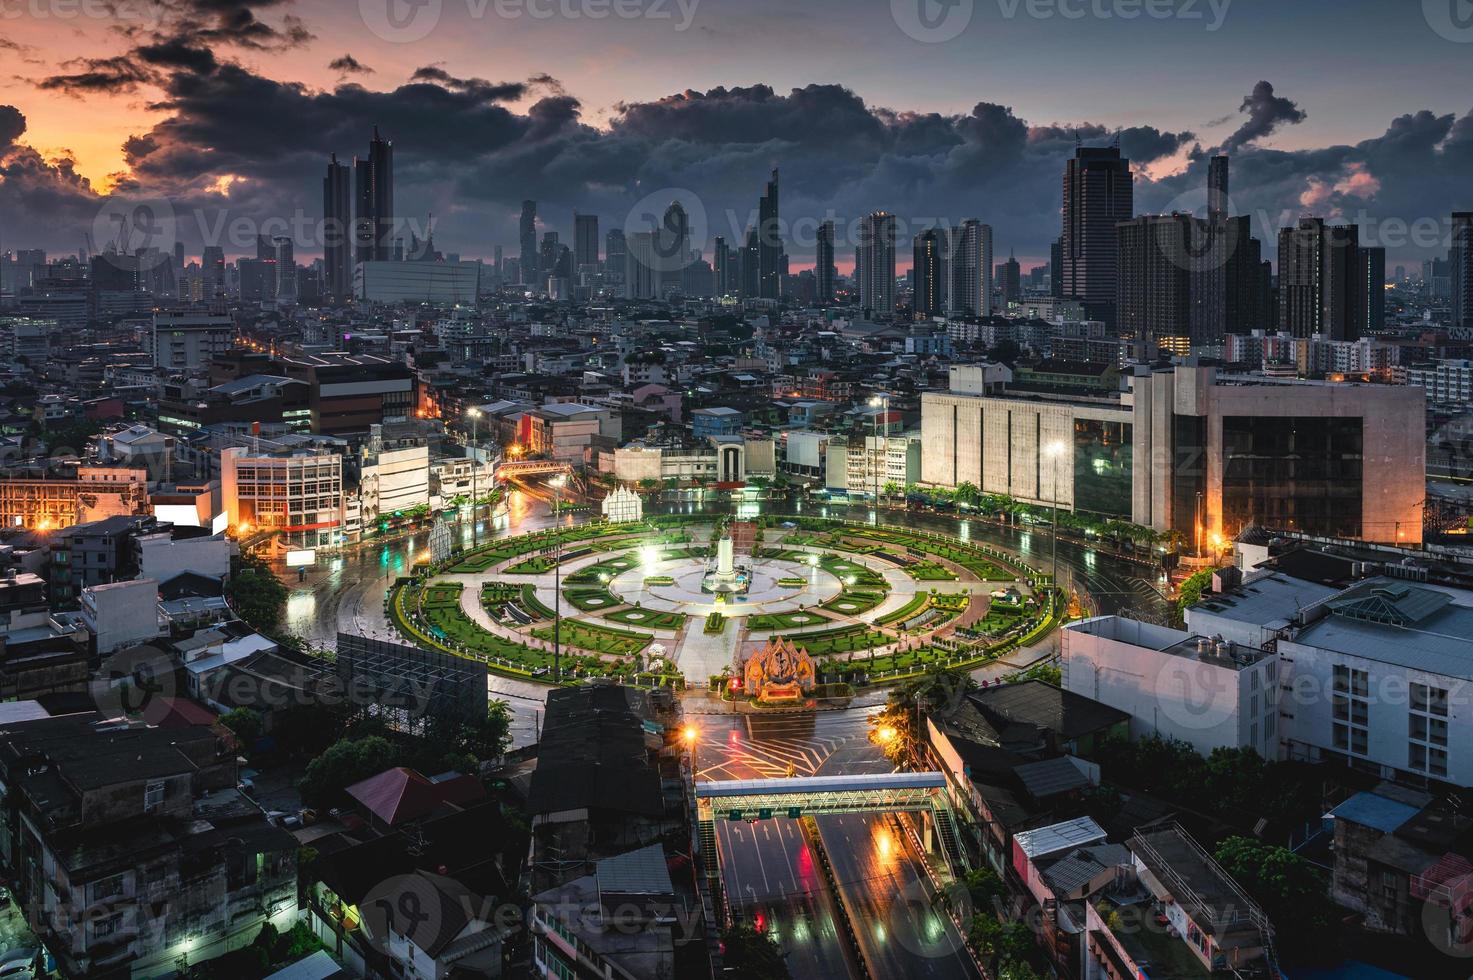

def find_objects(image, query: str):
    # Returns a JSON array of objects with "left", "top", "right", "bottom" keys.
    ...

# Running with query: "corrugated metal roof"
[
  {"left": 1015, "top": 816, "right": 1106, "bottom": 859},
  {"left": 1327, "top": 792, "right": 1421, "bottom": 834}
]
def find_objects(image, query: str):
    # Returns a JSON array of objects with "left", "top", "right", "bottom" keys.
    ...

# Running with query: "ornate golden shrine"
[{"left": 742, "top": 636, "right": 817, "bottom": 702}]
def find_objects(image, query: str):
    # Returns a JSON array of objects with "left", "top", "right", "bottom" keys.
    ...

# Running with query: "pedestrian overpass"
[
  {"left": 494, "top": 459, "right": 574, "bottom": 480},
  {"left": 693, "top": 772, "right": 971, "bottom": 921}
]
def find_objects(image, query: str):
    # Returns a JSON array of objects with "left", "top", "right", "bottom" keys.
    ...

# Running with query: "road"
[
  {"left": 819, "top": 812, "right": 982, "bottom": 980},
  {"left": 699, "top": 708, "right": 979, "bottom": 979}
]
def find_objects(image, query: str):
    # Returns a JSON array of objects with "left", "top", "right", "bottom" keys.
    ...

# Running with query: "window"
[
  {"left": 144, "top": 779, "right": 165, "bottom": 810},
  {"left": 1409, "top": 682, "right": 1452, "bottom": 777}
]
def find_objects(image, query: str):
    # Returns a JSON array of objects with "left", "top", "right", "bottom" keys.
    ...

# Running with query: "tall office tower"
[
  {"left": 1278, "top": 217, "right": 1364, "bottom": 340},
  {"left": 604, "top": 228, "right": 627, "bottom": 287},
  {"left": 999, "top": 251, "right": 1021, "bottom": 308},
  {"left": 1452, "top": 212, "right": 1473, "bottom": 330},
  {"left": 1361, "top": 246, "right": 1386, "bottom": 335},
  {"left": 757, "top": 169, "right": 783, "bottom": 300},
  {"left": 492, "top": 245, "right": 503, "bottom": 285},
  {"left": 272, "top": 236, "right": 296, "bottom": 301},
  {"left": 519, "top": 200, "right": 538, "bottom": 285},
  {"left": 201, "top": 246, "right": 225, "bottom": 298},
  {"left": 539, "top": 232, "right": 561, "bottom": 287},
  {"left": 322, "top": 154, "right": 352, "bottom": 304},
  {"left": 946, "top": 220, "right": 992, "bottom": 316},
  {"left": 353, "top": 127, "right": 394, "bottom": 264},
  {"left": 625, "top": 232, "right": 658, "bottom": 299},
  {"left": 815, "top": 220, "right": 836, "bottom": 303},
  {"left": 659, "top": 201, "right": 689, "bottom": 296},
  {"left": 913, "top": 227, "right": 945, "bottom": 319},
  {"left": 740, "top": 229, "right": 760, "bottom": 299},
  {"left": 855, "top": 211, "right": 897, "bottom": 315},
  {"left": 1060, "top": 145, "right": 1134, "bottom": 319},
  {"left": 713, "top": 236, "right": 732, "bottom": 295},
  {"left": 254, "top": 234, "right": 278, "bottom": 298},
  {"left": 574, "top": 211, "right": 600, "bottom": 269},
  {"left": 1117, "top": 214, "right": 1195, "bottom": 351},
  {"left": 1208, "top": 155, "right": 1230, "bottom": 221},
  {"left": 1049, "top": 238, "right": 1063, "bottom": 298}
]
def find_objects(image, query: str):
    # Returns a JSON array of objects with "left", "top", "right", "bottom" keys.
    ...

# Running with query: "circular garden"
[{"left": 385, "top": 514, "right": 1066, "bottom": 687}]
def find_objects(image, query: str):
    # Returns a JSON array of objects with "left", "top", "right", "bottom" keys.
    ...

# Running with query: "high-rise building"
[
  {"left": 757, "top": 169, "right": 783, "bottom": 300},
  {"left": 1361, "top": 246, "right": 1386, "bottom": 336},
  {"left": 856, "top": 211, "right": 897, "bottom": 315},
  {"left": 201, "top": 246, "right": 225, "bottom": 298},
  {"left": 740, "top": 229, "right": 760, "bottom": 299},
  {"left": 713, "top": 236, "right": 733, "bottom": 296},
  {"left": 1049, "top": 238, "right": 1063, "bottom": 298},
  {"left": 519, "top": 200, "right": 538, "bottom": 286},
  {"left": 604, "top": 228, "right": 626, "bottom": 289},
  {"left": 625, "top": 232, "right": 658, "bottom": 300},
  {"left": 323, "top": 154, "right": 352, "bottom": 304},
  {"left": 913, "top": 227, "right": 945, "bottom": 319},
  {"left": 815, "top": 220, "right": 836, "bottom": 303},
  {"left": 659, "top": 201, "right": 689, "bottom": 297},
  {"left": 1117, "top": 214, "right": 1194, "bottom": 350},
  {"left": 946, "top": 220, "right": 992, "bottom": 317},
  {"left": 1451, "top": 212, "right": 1473, "bottom": 332},
  {"left": 1208, "top": 154, "right": 1230, "bottom": 221},
  {"left": 999, "top": 252, "right": 1021, "bottom": 308},
  {"left": 574, "top": 212, "right": 599, "bottom": 270},
  {"left": 1278, "top": 218, "right": 1364, "bottom": 340},
  {"left": 353, "top": 127, "right": 394, "bottom": 264},
  {"left": 539, "top": 232, "right": 561, "bottom": 289},
  {"left": 272, "top": 236, "right": 296, "bottom": 302},
  {"left": 1060, "top": 145, "right": 1134, "bottom": 319}
]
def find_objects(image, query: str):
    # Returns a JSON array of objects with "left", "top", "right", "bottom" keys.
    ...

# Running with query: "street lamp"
[
  {"left": 683, "top": 725, "right": 699, "bottom": 777},
  {"left": 868, "top": 394, "right": 889, "bottom": 521},
  {"left": 1043, "top": 440, "right": 1066, "bottom": 600},
  {"left": 466, "top": 407, "right": 483, "bottom": 548},
  {"left": 549, "top": 473, "right": 567, "bottom": 684}
]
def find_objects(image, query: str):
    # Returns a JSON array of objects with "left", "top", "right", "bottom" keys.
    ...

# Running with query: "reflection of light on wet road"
[{"left": 285, "top": 592, "right": 316, "bottom": 633}]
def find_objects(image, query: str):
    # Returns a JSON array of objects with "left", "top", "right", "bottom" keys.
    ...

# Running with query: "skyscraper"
[
  {"left": 1451, "top": 212, "right": 1473, "bottom": 331},
  {"left": 913, "top": 227, "right": 945, "bottom": 319},
  {"left": 1117, "top": 214, "right": 1195, "bottom": 350},
  {"left": 1060, "top": 145, "right": 1134, "bottom": 319},
  {"left": 1000, "top": 252, "right": 1021, "bottom": 308},
  {"left": 519, "top": 200, "right": 538, "bottom": 286},
  {"left": 659, "top": 201, "right": 689, "bottom": 296},
  {"left": 1361, "top": 246, "right": 1386, "bottom": 335},
  {"left": 604, "top": 228, "right": 627, "bottom": 288},
  {"left": 353, "top": 127, "right": 393, "bottom": 264},
  {"left": 856, "top": 211, "right": 896, "bottom": 315},
  {"left": 625, "top": 232, "right": 657, "bottom": 300},
  {"left": 323, "top": 154, "right": 352, "bottom": 304},
  {"left": 201, "top": 246, "right": 225, "bottom": 299},
  {"left": 272, "top": 236, "right": 296, "bottom": 302},
  {"left": 946, "top": 220, "right": 992, "bottom": 317},
  {"left": 713, "top": 236, "right": 733, "bottom": 296},
  {"left": 1208, "top": 155, "right": 1230, "bottom": 221},
  {"left": 815, "top": 220, "right": 836, "bottom": 303},
  {"left": 757, "top": 169, "right": 783, "bottom": 300},
  {"left": 740, "top": 229, "right": 760, "bottom": 299},
  {"left": 574, "top": 212, "right": 599, "bottom": 270},
  {"left": 1278, "top": 218, "right": 1364, "bottom": 340}
]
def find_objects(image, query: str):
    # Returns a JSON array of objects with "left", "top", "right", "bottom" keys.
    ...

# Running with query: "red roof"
[{"left": 345, "top": 767, "right": 485, "bottom": 826}]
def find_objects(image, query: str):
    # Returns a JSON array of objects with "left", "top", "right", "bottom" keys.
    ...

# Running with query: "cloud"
[
  {"left": 38, "top": 57, "right": 155, "bottom": 95},
  {"left": 329, "top": 54, "right": 374, "bottom": 75},
  {"left": 1220, "top": 80, "right": 1307, "bottom": 153}
]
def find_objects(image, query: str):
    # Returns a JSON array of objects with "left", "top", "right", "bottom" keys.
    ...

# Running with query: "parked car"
[{"left": 0, "top": 947, "right": 37, "bottom": 979}]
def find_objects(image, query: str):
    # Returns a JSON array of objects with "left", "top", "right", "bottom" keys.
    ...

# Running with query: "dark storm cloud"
[
  {"left": 1220, "top": 80, "right": 1307, "bottom": 153},
  {"left": 38, "top": 56, "right": 155, "bottom": 95},
  {"left": 5, "top": 45, "right": 1471, "bottom": 266},
  {"left": 329, "top": 54, "right": 374, "bottom": 75},
  {"left": 0, "top": 107, "right": 101, "bottom": 236}
]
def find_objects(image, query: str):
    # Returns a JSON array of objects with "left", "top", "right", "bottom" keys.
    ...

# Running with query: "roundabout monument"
[{"left": 384, "top": 514, "right": 1064, "bottom": 697}]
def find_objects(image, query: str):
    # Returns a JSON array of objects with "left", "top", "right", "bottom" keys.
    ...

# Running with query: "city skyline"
[{"left": 3, "top": 1, "right": 1473, "bottom": 268}]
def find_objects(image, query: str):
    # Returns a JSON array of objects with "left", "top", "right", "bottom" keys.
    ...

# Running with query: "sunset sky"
[{"left": 4, "top": 0, "right": 1473, "bottom": 267}]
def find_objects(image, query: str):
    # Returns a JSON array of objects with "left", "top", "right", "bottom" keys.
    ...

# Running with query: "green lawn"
[
  {"left": 505, "top": 555, "right": 555, "bottom": 574},
  {"left": 604, "top": 607, "right": 686, "bottom": 629},
  {"left": 704, "top": 612, "right": 726, "bottom": 634},
  {"left": 875, "top": 593, "right": 929, "bottom": 626},
  {"left": 564, "top": 588, "right": 620, "bottom": 612},
  {"left": 519, "top": 584, "right": 557, "bottom": 619},
  {"left": 906, "top": 561, "right": 958, "bottom": 581},
  {"left": 564, "top": 555, "right": 637, "bottom": 585},
  {"left": 781, "top": 623, "right": 890, "bottom": 657},
  {"left": 746, "top": 609, "right": 830, "bottom": 630},
  {"left": 820, "top": 589, "right": 886, "bottom": 615},
  {"left": 532, "top": 620, "right": 652, "bottom": 656}
]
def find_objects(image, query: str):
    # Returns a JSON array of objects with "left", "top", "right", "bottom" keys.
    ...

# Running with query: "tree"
[
  {"left": 1214, "top": 836, "right": 1335, "bottom": 962},
  {"left": 870, "top": 667, "right": 975, "bottom": 763},
  {"left": 219, "top": 707, "right": 263, "bottom": 749},
  {"left": 229, "top": 553, "right": 289, "bottom": 634},
  {"left": 955, "top": 481, "right": 981, "bottom": 506},
  {"left": 1176, "top": 569, "right": 1215, "bottom": 623},
  {"left": 298, "top": 735, "right": 400, "bottom": 806},
  {"left": 720, "top": 923, "right": 791, "bottom": 980}
]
